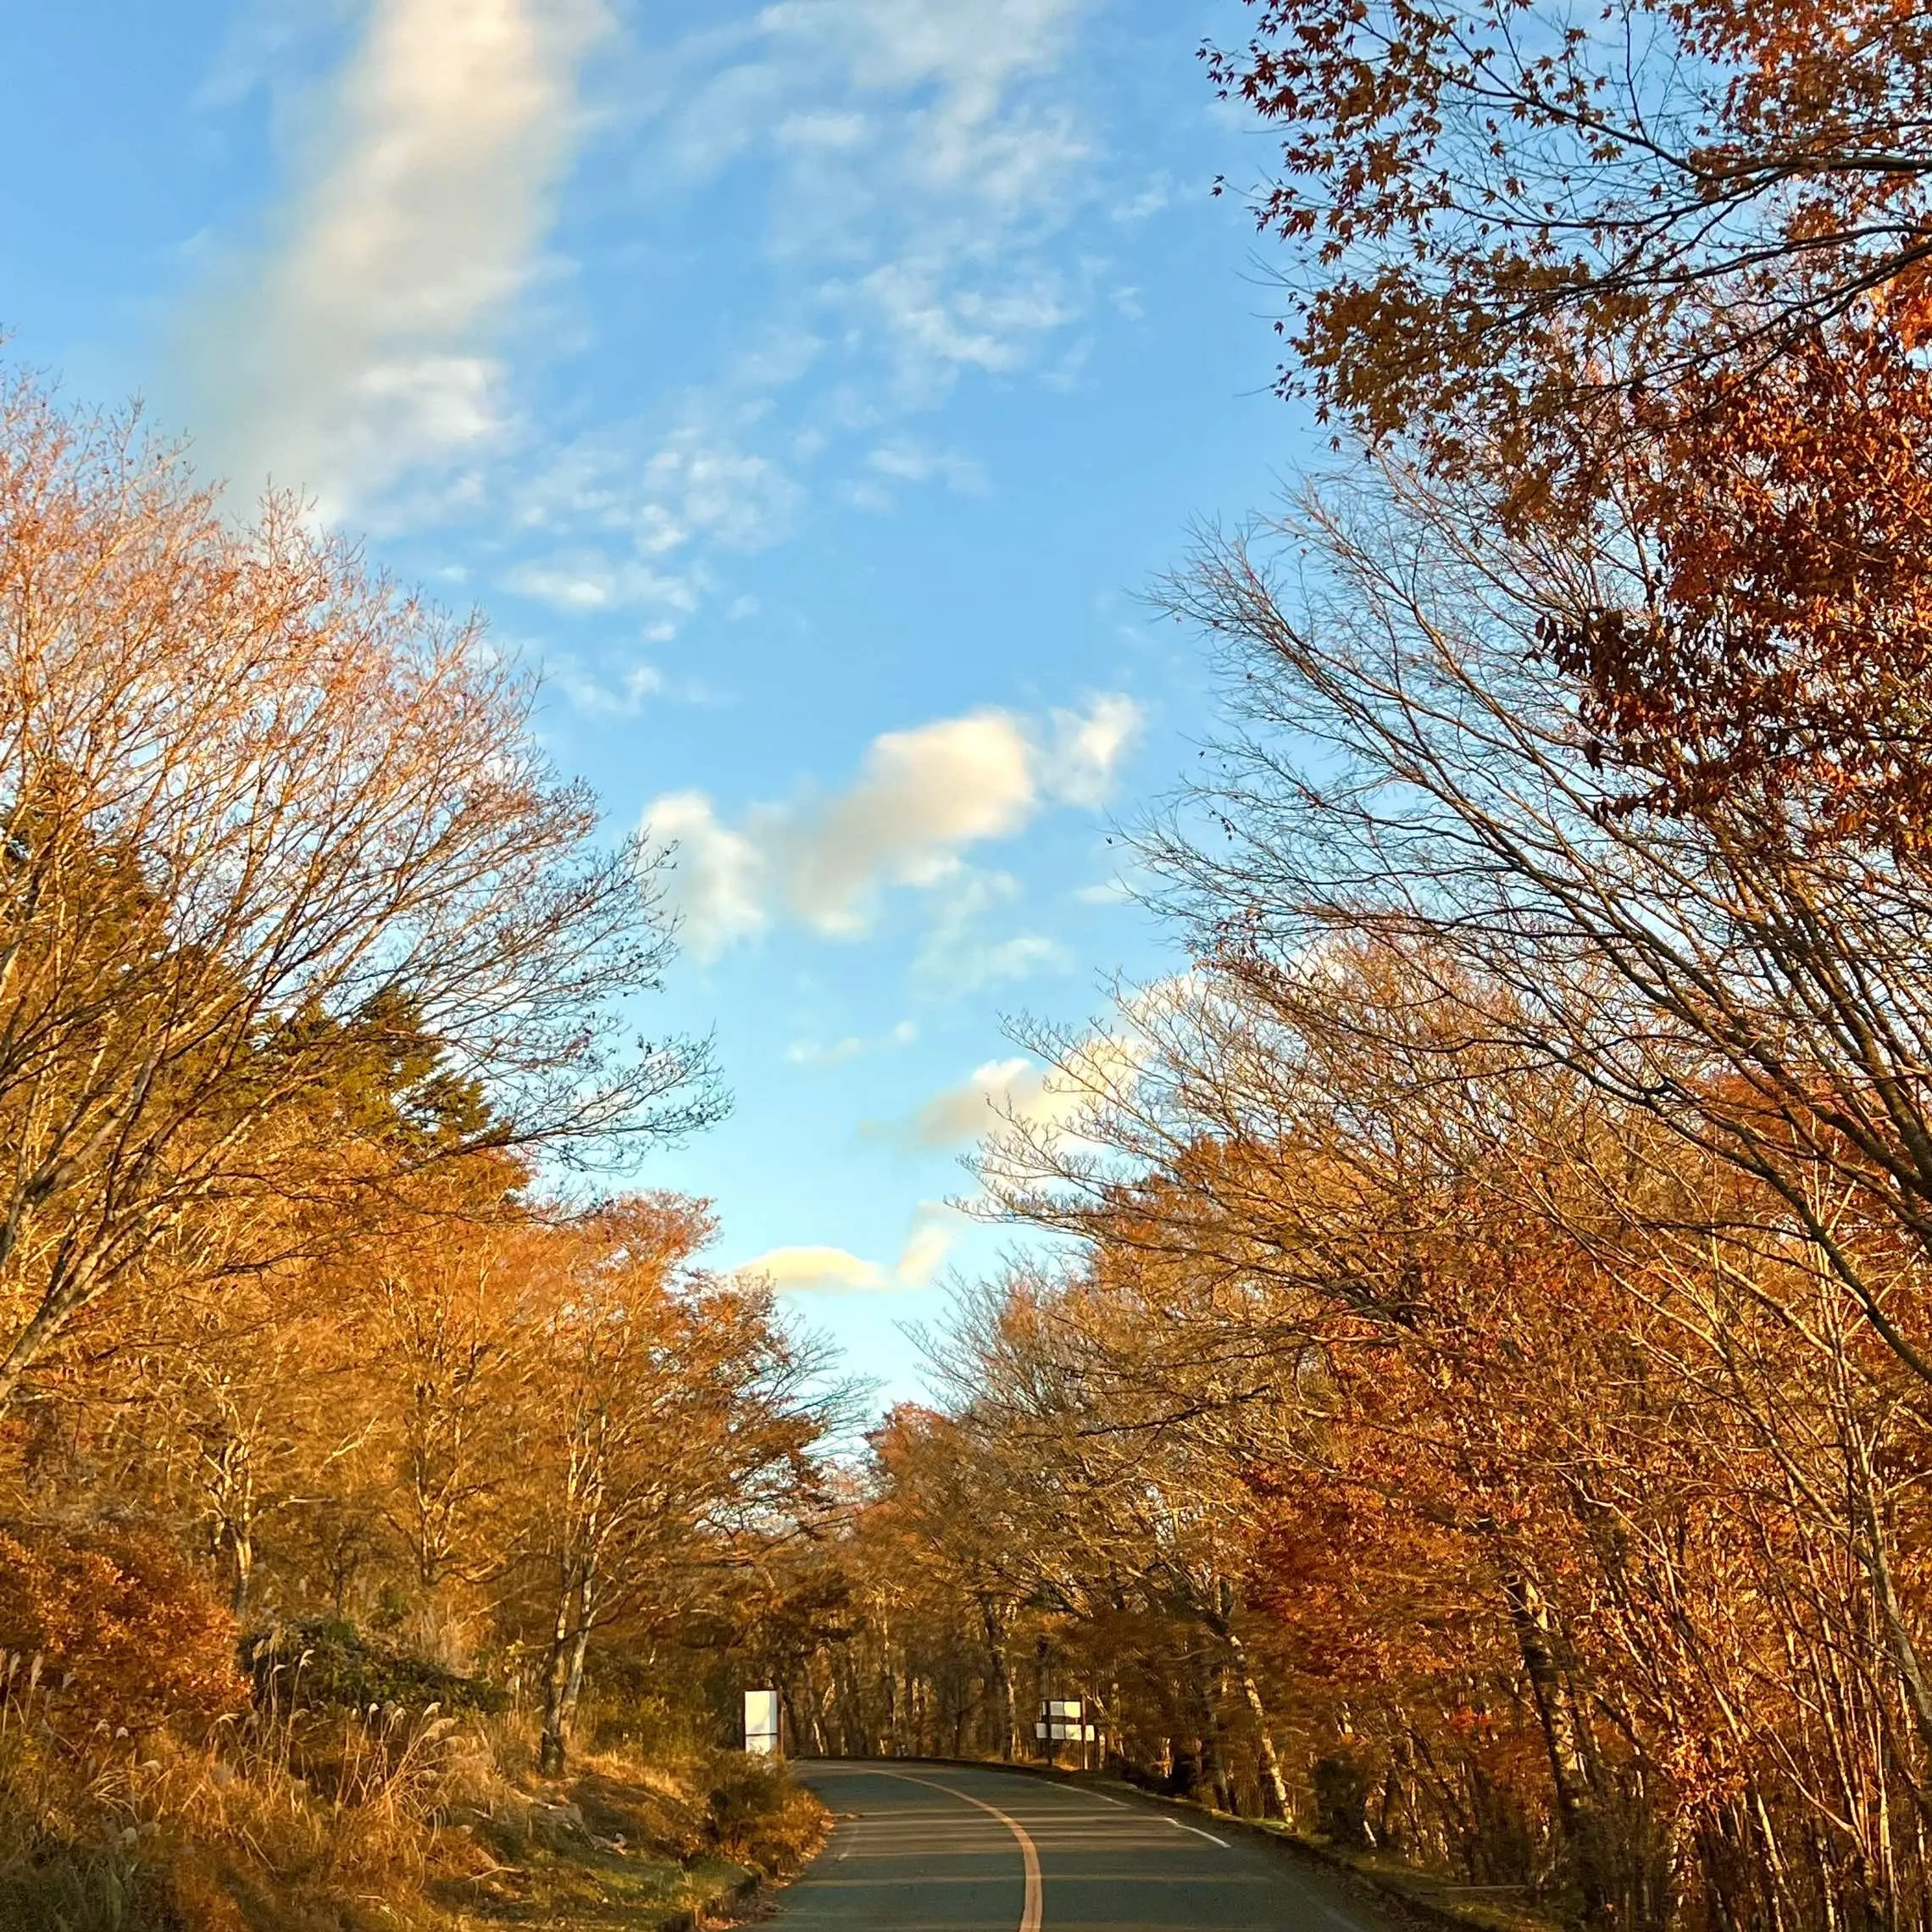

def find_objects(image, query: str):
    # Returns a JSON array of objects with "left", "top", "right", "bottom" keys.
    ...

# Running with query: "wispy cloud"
[
  {"left": 181, "top": 0, "right": 608, "bottom": 519},
  {"left": 182, "top": 0, "right": 1106, "bottom": 671},
  {"left": 911, "top": 871, "right": 1074, "bottom": 995},
  {"left": 504, "top": 419, "right": 804, "bottom": 619},
  {"left": 667, "top": 0, "right": 1091, "bottom": 392},
  {"left": 545, "top": 658, "right": 664, "bottom": 717},
  {"left": 871, "top": 1055, "right": 1057, "bottom": 1151},
  {"left": 865, "top": 441, "right": 987, "bottom": 494},
  {"left": 1049, "top": 693, "right": 1144, "bottom": 810},
  {"left": 785, "top": 1020, "right": 919, "bottom": 1068},
  {"left": 504, "top": 0, "right": 1099, "bottom": 635},
  {"left": 739, "top": 1243, "right": 889, "bottom": 1294},
  {"left": 876, "top": 1030, "right": 1146, "bottom": 1152},
  {"left": 643, "top": 694, "right": 1141, "bottom": 958}
]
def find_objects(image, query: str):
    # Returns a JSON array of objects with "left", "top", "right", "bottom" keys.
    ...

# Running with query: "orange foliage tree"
[{"left": 0, "top": 375, "right": 717, "bottom": 1418}]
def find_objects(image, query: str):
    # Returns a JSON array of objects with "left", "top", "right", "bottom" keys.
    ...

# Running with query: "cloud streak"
[
  {"left": 875, "top": 1027, "right": 1151, "bottom": 1152},
  {"left": 669, "top": 0, "right": 1091, "bottom": 394},
  {"left": 504, "top": 0, "right": 1097, "bottom": 641},
  {"left": 182, "top": 0, "right": 606, "bottom": 517}
]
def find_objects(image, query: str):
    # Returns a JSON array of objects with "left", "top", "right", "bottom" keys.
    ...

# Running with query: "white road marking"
[{"left": 1169, "top": 1818, "right": 1231, "bottom": 1846}]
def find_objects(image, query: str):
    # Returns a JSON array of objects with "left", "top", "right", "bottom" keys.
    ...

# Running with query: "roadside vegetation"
[{"left": 0, "top": 381, "right": 827, "bottom": 1928}]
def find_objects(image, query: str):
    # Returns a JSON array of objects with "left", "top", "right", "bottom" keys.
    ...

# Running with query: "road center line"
[
  {"left": 1169, "top": 1818, "right": 1231, "bottom": 1847},
  {"left": 845, "top": 1769, "right": 1044, "bottom": 1932}
]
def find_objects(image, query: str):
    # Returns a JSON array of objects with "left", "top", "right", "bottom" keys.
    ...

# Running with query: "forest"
[{"left": 8, "top": 0, "right": 1932, "bottom": 1928}]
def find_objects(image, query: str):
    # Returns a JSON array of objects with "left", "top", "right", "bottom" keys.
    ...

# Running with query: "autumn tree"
[
  {"left": 0, "top": 374, "right": 715, "bottom": 1417},
  {"left": 1204, "top": 0, "right": 1932, "bottom": 847},
  {"left": 1208, "top": 0, "right": 1932, "bottom": 474},
  {"left": 866, "top": 1407, "right": 1030, "bottom": 1762},
  {"left": 952, "top": 920, "right": 1932, "bottom": 1922},
  {"left": 508, "top": 1197, "right": 828, "bottom": 1776},
  {"left": 363, "top": 1204, "right": 556, "bottom": 1607},
  {"left": 960, "top": 463, "right": 1932, "bottom": 1921}
]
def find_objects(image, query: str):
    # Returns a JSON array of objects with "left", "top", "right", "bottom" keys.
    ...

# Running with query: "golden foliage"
[{"left": 0, "top": 1524, "right": 247, "bottom": 1737}]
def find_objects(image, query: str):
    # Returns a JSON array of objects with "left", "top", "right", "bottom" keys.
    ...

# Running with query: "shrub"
[
  {"left": 242, "top": 1618, "right": 508, "bottom": 1716},
  {"left": 0, "top": 1521, "right": 247, "bottom": 1737},
  {"left": 705, "top": 1753, "right": 825, "bottom": 1876}
]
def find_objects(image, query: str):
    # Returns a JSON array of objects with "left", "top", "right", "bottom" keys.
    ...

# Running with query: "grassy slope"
[
  {"left": 429, "top": 1748, "right": 829, "bottom": 1930},
  {"left": 0, "top": 1716, "right": 828, "bottom": 1932}
]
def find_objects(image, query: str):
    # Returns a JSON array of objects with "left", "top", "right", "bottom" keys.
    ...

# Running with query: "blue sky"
[{"left": 3, "top": 0, "right": 1302, "bottom": 1404}]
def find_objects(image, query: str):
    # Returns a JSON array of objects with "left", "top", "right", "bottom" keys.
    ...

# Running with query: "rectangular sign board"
[
  {"left": 744, "top": 1689, "right": 780, "bottom": 1756},
  {"left": 1035, "top": 1696, "right": 1094, "bottom": 1745}
]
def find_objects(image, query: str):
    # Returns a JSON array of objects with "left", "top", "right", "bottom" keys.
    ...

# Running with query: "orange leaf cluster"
[{"left": 0, "top": 1524, "right": 247, "bottom": 1736}]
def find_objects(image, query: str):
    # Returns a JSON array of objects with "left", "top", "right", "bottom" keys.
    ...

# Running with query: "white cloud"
[
  {"left": 182, "top": 0, "right": 608, "bottom": 518},
  {"left": 646, "top": 791, "right": 769, "bottom": 952},
  {"left": 461, "top": 0, "right": 1094, "bottom": 627},
  {"left": 179, "top": 0, "right": 1113, "bottom": 672},
  {"left": 880, "top": 1056, "right": 1052, "bottom": 1150},
  {"left": 1111, "top": 178, "right": 1171, "bottom": 224},
  {"left": 912, "top": 871, "right": 1074, "bottom": 992},
  {"left": 866, "top": 441, "right": 987, "bottom": 493},
  {"left": 741, "top": 1244, "right": 888, "bottom": 1293},
  {"left": 849, "top": 261, "right": 1074, "bottom": 391},
  {"left": 895, "top": 1200, "right": 966, "bottom": 1285},
  {"left": 739, "top": 1198, "right": 963, "bottom": 1296},
  {"left": 792, "top": 712, "right": 1036, "bottom": 935},
  {"left": 878, "top": 1032, "right": 1146, "bottom": 1151},
  {"left": 179, "top": 0, "right": 1108, "bottom": 680},
  {"left": 503, "top": 553, "right": 706, "bottom": 615},
  {"left": 929, "top": 930, "right": 1074, "bottom": 991},
  {"left": 547, "top": 658, "right": 664, "bottom": 717},
  {"left": 1048, "top": 692, "right": 1144, "bottom": 809},
  {"left": 514, "top": 425, "right": 798, "bottom": 554},
  {"left": 657, "top": 0, "right": 1094, "bottom": 406},
  {"left": 643, "top": 694, "right": 1138, "bottom": 958},
  {"left": 502, "top": 422, "right": 802, "bottom": 624}
]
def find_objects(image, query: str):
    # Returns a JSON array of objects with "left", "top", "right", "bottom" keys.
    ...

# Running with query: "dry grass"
[{"left": 0, "top": 1679, "right": 826, "bottom": 1931}]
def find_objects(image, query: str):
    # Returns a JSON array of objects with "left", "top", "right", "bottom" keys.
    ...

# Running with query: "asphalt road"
[{"left": 775, "top": 1761, "right": 1411, "bottom": 1932}]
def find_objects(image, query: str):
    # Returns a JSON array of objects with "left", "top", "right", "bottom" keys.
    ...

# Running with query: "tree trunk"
[
  {"left": 1500, "top": 1568, "right": 1609, "bottom": 1924},
  {"left": 1035, "top": 1635, "right": 1052, "bottom": 1763},
  {"left": 230, "top": 1520, "right": 254, "bottom": 1618},
  {"left": 982, "top": 1602, "right": 1017, "bottom": 1760},
  {"left": 1191, "top": 1652, "right": 1235, "bottom": 1813},
  {"left": 1214, "top": 1580, "right": 1291, "bottom": 1823},
  {"left": 0, "top": 1256, "right": 98, "bottom": 1417},
  {"left": 539, "top": 1568, "right": 593, "bottom": 1777}
]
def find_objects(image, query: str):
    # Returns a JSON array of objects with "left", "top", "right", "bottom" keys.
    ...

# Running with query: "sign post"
[
  {"left": 1035, "top": 1696, "right": 1097, "bottom": 1768},
  {"left": 744, "top": 1688, "right": 780, "bottom": 1757}
]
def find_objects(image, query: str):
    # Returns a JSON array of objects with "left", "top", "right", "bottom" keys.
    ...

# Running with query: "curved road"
[{"left": 776, "top": 1761, "right": 1410, "bottom": 1932}]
